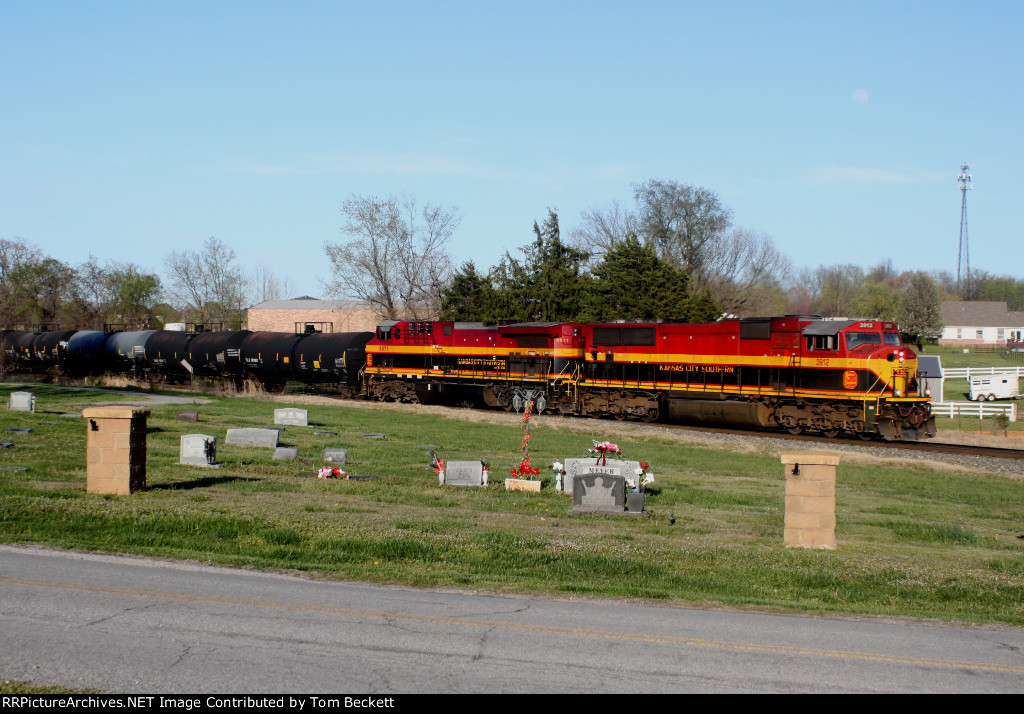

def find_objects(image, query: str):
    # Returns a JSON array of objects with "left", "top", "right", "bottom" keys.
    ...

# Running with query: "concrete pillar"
[
  {"left": 781, "top": 452, "right": 838, "bottom": 549},
  {"left": 83, "top": 406, "right": 150, "bottom": 495}
]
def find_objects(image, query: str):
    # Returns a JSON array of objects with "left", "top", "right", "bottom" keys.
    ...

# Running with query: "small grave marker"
[
  {"left": 323, "top": 448, "right": 347, "bottom": 465},
  {"left": 444, "top": 461, "right": 486, "bottom": 487},
  {"left": 8, "top": 392, "right": 35, "bottom": 412},
  {"left": 180, "top": 434, "right": 221, "bottom": 468},
  {"left": 224, "top": 428, "right": 279, "bottom": 448},
  {"left": 362, "top": 433, "right": 386, "bottom": 439},
  {"left": 273, "top": 447, "right": 298, "bottom": 461},
  {"left": 314, "top": 430, "right": 338, "bottom": 436},
  {"left": 274, "top": 408, "right": 309, "bottom": 426},
  {"left": 176, "top": 411, "right": 199, "bottom": 422}
]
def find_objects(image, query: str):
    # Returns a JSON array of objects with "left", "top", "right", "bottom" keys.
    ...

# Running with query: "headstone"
[
  {"left": 8, "top": 392, "right": 35, "bottom": 412},
  {"left": 176, "top": 411, "right": 199, "bottom": 422},
  {"left": 323, "top": 448, "right": 348, "bottom": 465},
  {"left": 569, "top": 473, "right": 627, "bottom": 515},
  {"left": 444, "top": 460, "right": 486, "bottom": 487},
  {"left": 315, "top": 430, "right": 338, "bottom": 436},
  {"left": 180, "top": 434, "right": 221, "bottom": 467},
  {"left": 562, "top": 458, "right": 640, "bottom": 495},
  {"left": 362, "top": 433, "right": 386, "bottom": 439},
  {"left": 224, "top": 428, "right": 279, "bottom": 448},
  {"left": 3, "top": 428, "right": 32, "bottom": 433},
  {"left": 0, "top": 442, "right": 13, "bottom": 448},
  {"left": 273, "top": 447, "right": 298, "bottom": 461},
  {"left": 626, "top": 492, "right": 647, "bottom": 515},
  {"left": 274, "top": 408, "right": 309, "bottom": 426}
]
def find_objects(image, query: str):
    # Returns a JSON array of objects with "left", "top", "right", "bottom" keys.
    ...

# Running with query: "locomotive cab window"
[
  {"left": 883, "top": 333, "right": 901, "bottom": 346},
  {"left": 845, "top": 332, "right": 881, "bottom": 349},
  {"left": 376, "top": 329, "right": 391, "bottom": 340}
]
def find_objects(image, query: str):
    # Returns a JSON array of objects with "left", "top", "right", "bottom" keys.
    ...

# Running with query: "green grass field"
[{"left": 1, "top": 383, "right": 1022, "bottom": 626}]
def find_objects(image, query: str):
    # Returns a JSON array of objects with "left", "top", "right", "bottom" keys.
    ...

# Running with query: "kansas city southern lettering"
[
  {"left": 660, "top": 364, "right": 736, "bottom": 374},
  {"left": 457, "top": 358, "right": 507, "bottom": 369}
]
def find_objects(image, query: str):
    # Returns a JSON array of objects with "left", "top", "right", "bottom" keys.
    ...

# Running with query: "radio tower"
[{"left": 957, "top": 162, "right": 972, "bottom": 296}]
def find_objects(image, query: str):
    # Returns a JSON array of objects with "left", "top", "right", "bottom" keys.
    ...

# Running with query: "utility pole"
[{"left": 957, "top": 162, "right": 972, "bottom": 296}]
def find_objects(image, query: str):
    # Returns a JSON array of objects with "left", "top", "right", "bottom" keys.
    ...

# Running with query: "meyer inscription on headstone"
[
  {"left": 8, "top": 392, "right": 35, "bottom": 412},
  {"left": 224, "top": 428, "right": 280, "bottom": 448},
  {"left": 444, "top": 460, "right": 486, "bottom": 487},
  {"left": 274, "top": 408, "right": 309, "bottom": 426},
  {"left": 180, "top": 434, "right": 221, "bottom": 467},
  {"left": 561, "top": 458, "right": 640, "bottom": 494},
  {"left": 569, "top": 473, "right": 626, "bottom": 515}
]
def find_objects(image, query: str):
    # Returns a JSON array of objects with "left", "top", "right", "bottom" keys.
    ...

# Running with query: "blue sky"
[{"left": 2, "top": 1, "right": 1020, "bottom": 298}]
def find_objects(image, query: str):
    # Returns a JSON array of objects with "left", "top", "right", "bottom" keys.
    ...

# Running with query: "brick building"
[{"left": 246, "top": 298, "right": 383, "bottom": 334}]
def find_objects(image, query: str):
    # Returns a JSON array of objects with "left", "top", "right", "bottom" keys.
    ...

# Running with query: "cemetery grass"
[{"left": 1, "top": 385, "right": 1023, "bottom": 627}]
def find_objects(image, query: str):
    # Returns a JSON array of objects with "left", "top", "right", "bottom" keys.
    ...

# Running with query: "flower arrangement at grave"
[
  {"left": 626, "top": 461, "right": 655, "bottom": 492},
  {"left": 480, "top": 460, "right": 490, "bottom": 485},
  {"left": 589, "top": 440, "right": 621, "bottom": 466},
  {"left": 318, "top": 466, "right": 349, "bottom": 479},
  {"left": 549, "top": 459, "right": 565, "bottom": 491},
  {"left": 509, "top": 400, "right": 540, "bottom": 480},
  {"left": 430, "top": 449, "right": 445, "bottom": 484}
]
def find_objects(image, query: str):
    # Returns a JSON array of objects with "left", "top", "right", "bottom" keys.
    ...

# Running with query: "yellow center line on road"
[{"left": 5, "top": 576, "right": 1023, "bottom": 674}]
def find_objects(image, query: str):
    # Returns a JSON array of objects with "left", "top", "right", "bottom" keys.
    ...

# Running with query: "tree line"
[
  {"left": 0, "top": 236, "right": 293, "bottom": 331},
  {"left": 6, "top": 175, "right": 1021, "bottom": 337},
  {"left": 324, "top": 179, "right": 1020, "bottom": 342}
]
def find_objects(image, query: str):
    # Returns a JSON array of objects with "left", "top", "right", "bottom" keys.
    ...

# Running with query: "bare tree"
[
  {"left": 568, "top": 201, "right": 638, "bottom": 263},
  {"left": 248, "top": 265, "right": 296, "bottom": 304},
  {"left": 164, "top": 237, "right": 247, "bottom": 327},
  {"left": 324, "top": 194, "right": 460, "bottom": 320},
  {"left": 699, "top": 228, "right": 792, "bottom": 315}
]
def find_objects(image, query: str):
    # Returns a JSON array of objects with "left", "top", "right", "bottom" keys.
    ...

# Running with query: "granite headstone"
[
  {"left": 224, "top": 428, "right": 279, "bottom": 448},
  {"left": 569, "top": 473, "right": 626, "bottom": 515},
  {"left": 274, "top": 408, "right": 309, "bottom": 426},
  {"left": 180, "top": 434, "right": 221, "bottom": 467},
  {"left": 562, "top": 458, "right": 640, "bottom": 494},
  {"left": 323, "top": 448, "right": 348, "bottom": 465},
  {"left": 444, "top": 460, "right": 486, "bottom": 487},
  {"left": 8, "top": 392, "right": 34, "bottom": 412}
]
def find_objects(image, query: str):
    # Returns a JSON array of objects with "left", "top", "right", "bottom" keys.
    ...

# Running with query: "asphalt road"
[{"left": 2, "top": 545, "right": 1023, "bottom": 693}]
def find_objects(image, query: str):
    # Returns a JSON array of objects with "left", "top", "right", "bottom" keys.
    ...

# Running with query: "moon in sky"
[{"left": 852, "top": 89, "right": 869, "bottom": 104}]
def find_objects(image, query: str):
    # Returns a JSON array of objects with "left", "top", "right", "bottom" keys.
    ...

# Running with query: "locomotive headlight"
[{"left": 894, "top": 389, "right": 902, "bottom": 397}]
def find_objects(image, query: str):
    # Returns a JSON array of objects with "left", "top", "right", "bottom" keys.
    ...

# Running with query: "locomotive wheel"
[
  {"left": 857, "top": 432, "right": 873, "bottom": 441},
  {"left": 785, "top": 425, "right": 805, "bottom": 435},
  {"left": 821, "top": 427, "right": 841, "bottom": 438},
  {"left": 613, "top": 413, "right": 628, "bottom": 421}
]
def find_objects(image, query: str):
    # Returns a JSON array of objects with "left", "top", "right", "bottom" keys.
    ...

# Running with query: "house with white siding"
[{"left": 938, "top": 301, "right": 1024, "bottom": 347}]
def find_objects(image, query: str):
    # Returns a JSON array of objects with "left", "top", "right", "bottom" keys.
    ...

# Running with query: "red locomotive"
[{"left": 365, "top": 316, "right": 935, "bottom": 441}]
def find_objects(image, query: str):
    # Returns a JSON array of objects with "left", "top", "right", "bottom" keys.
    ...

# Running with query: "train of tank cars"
[{"left": 0, "top": 315, "right": 936, "bottom": 441}]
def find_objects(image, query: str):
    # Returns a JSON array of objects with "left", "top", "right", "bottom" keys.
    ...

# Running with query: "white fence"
[
  {"left": 931, "top": 401, "right": 1017, "bottom": 421},
  {"left": 942, "top": 366, "right": 1024, "bottom": 379}
]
